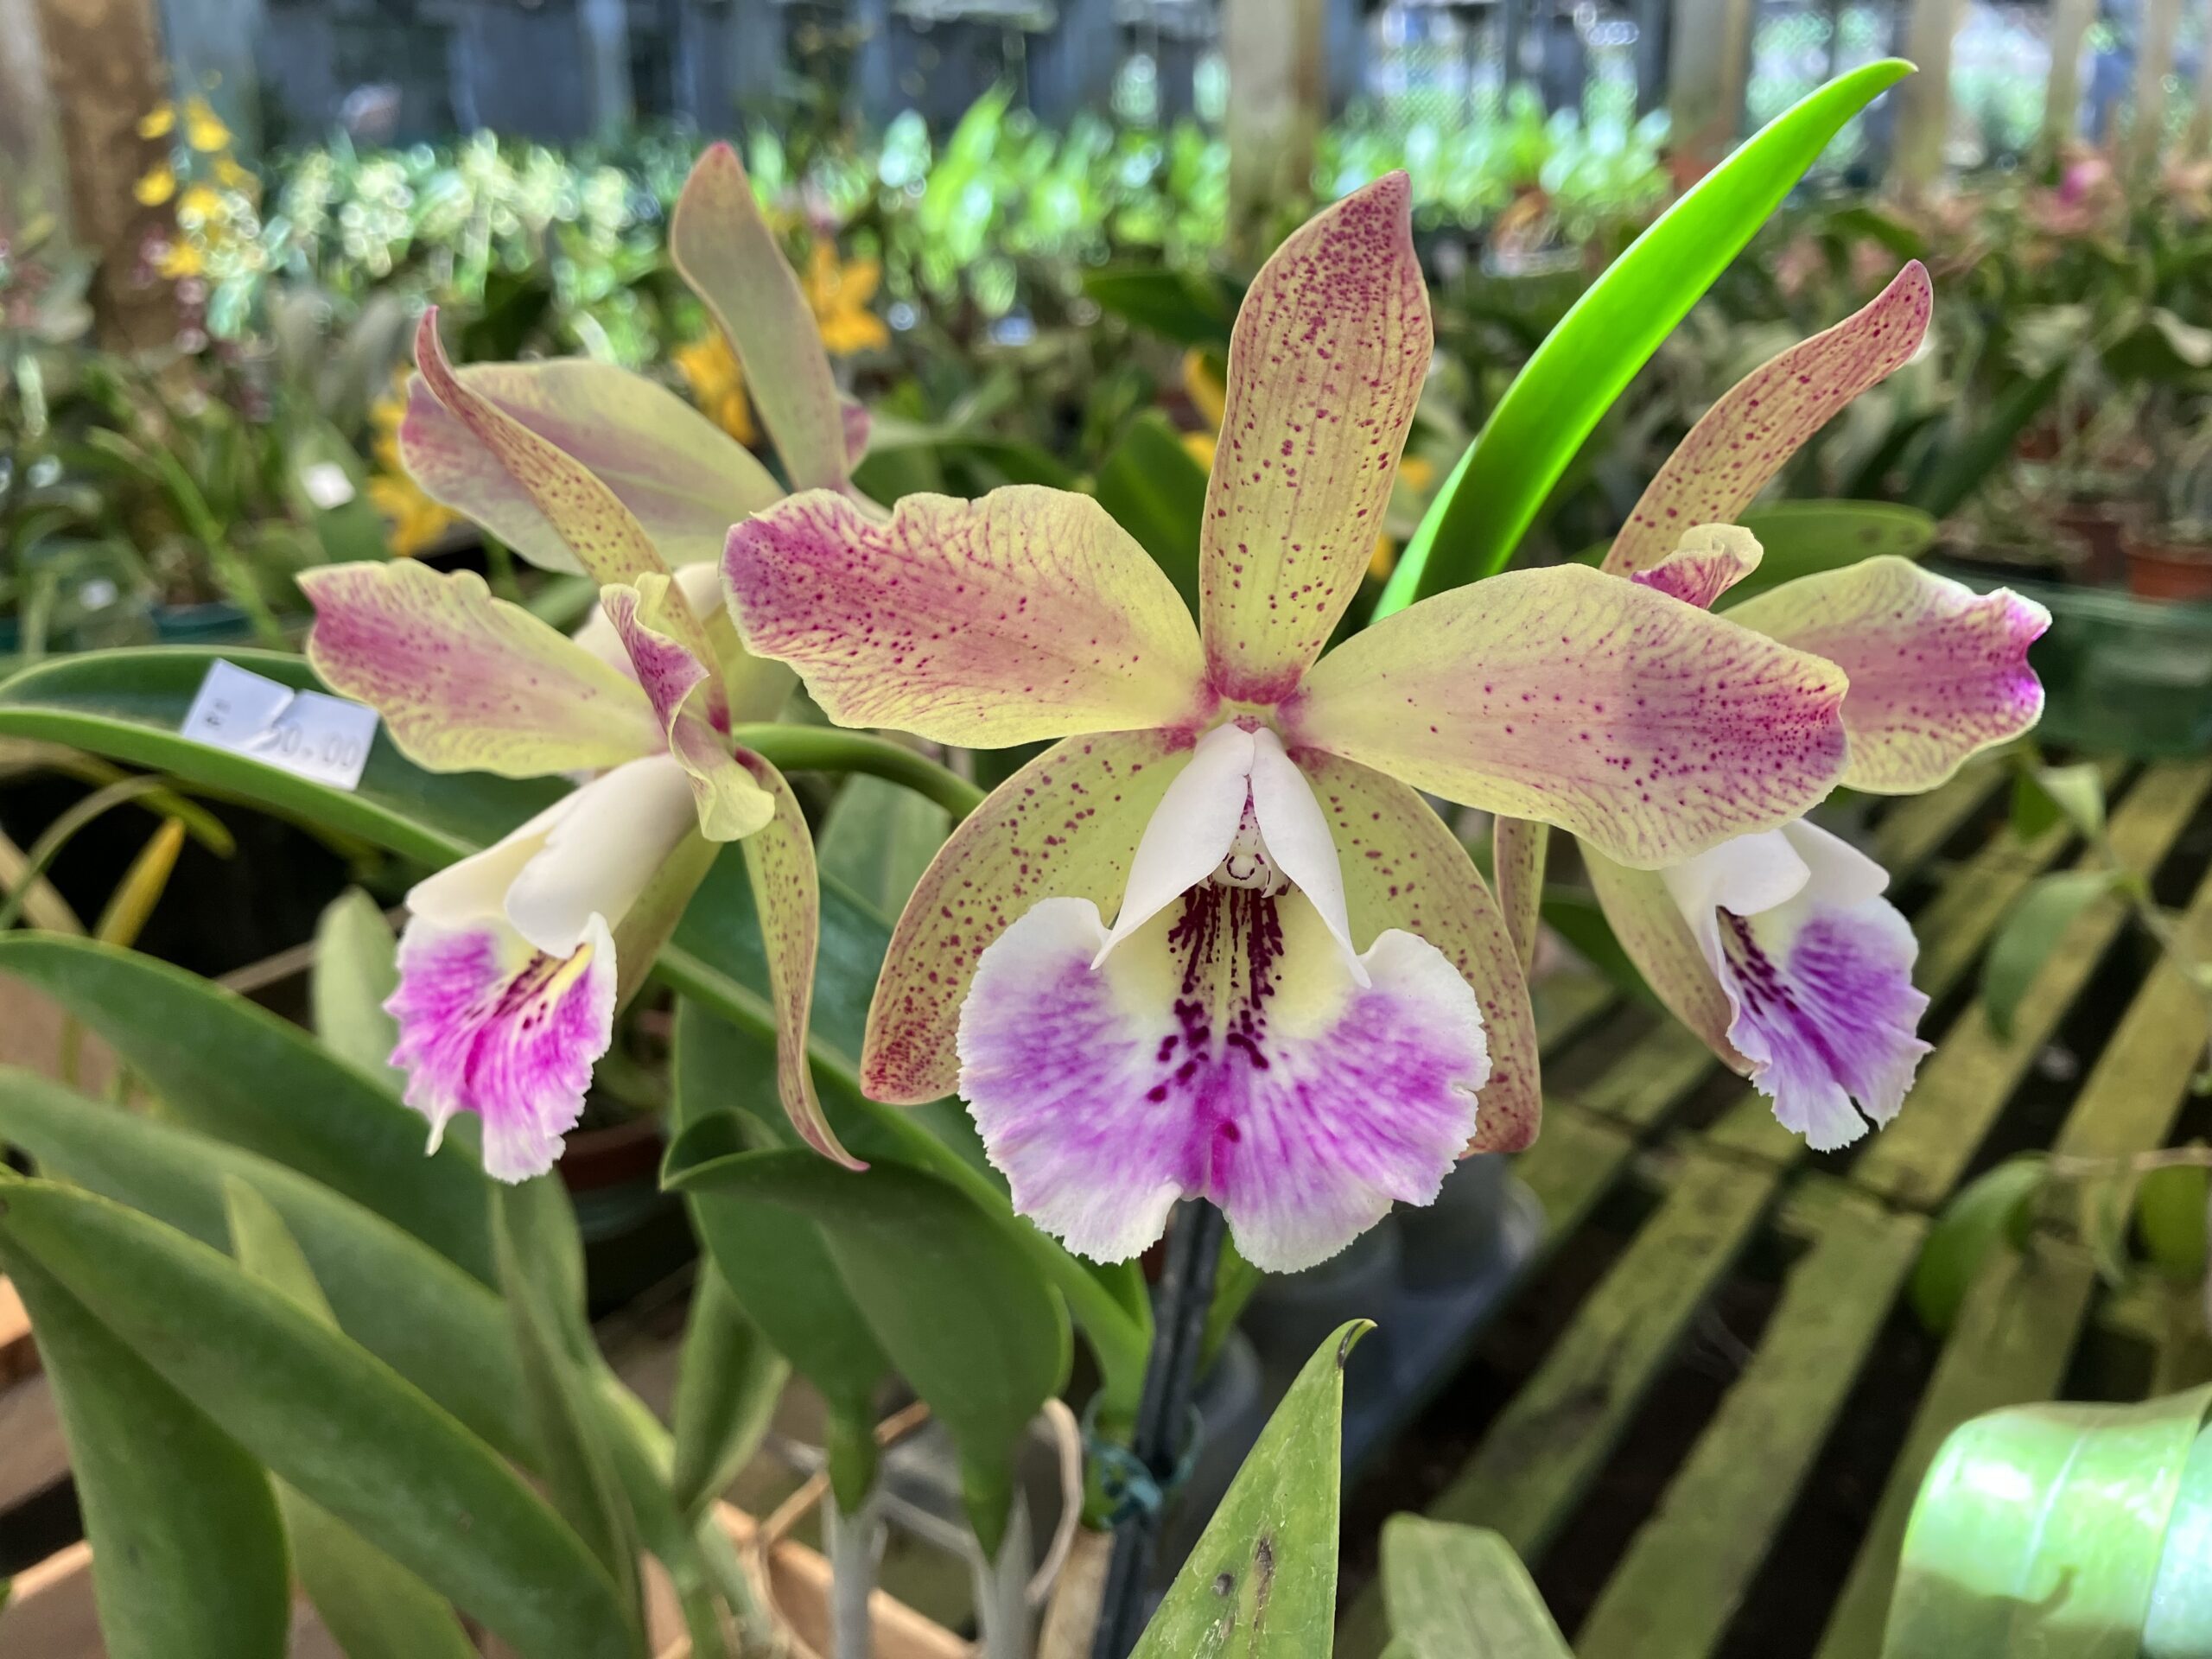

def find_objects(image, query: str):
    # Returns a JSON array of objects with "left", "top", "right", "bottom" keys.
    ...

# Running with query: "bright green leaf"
[
  {"left": 1383, "top": 60, "right": 1913, "bottom": 608},
  {"left": 1382, "top": 1516, "right": 1572, "bottom": 1658},
  {"left": 0, "top": 1242, "right": 289, "bottom": 1659},
  {"left": 1983, "top": 872, "right": 2121, "bottom": 1039},
  {"left": 0, "top": 1173, "right": 638, "bottom": 1659},
  {"left": 2137, "top": 1160, "right": 2210, "bottom": 1284},
  {"left": 1910, "top": 1156, "right": 2048, "bottom": 1336},
  {"left": 2144, "top": 1423, "right": 2212, "bottom": 1656},
  {"left": 1129, "top": 1321, "right": 1371, "bottom": 1658},
  {"left": 1887, "top": 1386, "right": 2212, "bottom": 1656}
]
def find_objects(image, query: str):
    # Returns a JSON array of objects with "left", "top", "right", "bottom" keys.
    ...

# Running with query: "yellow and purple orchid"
[
  {"left": 300, "top": 143, "right": 868, "bottom": 1180},
  {"left": 1572, "top": 262, "right": 2051, "bottom": 1149},
  {"left": 723, "top": 175, "right": 1860, "bottom": 1273}
]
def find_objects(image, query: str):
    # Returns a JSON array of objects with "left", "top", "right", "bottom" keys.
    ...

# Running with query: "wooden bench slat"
[
  {"left": 1412, "top": 1144, "right": 1782, "bottom": 1561},
  {"left": 1866, "top": 761, "right": 2008, "bottom": 874},
  {"left": 1851, "top": 760, "right": 2212, "bottom": 1210},
  {"left": 1572, "top": 1185, "right": 1928, "bottom": 1659}
]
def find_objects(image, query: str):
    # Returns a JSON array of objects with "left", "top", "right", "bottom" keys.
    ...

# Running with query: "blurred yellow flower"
[
  {"left": 178, "top": 183, "right": 223, "bottom": 223},
  {"left": 213, "top": 155, "right": 257, "bottom": 194},
  {"left": 1181, "top": 349, "right": 1227, "bottom": 431},
  {"left": 1181, "top": 429, "right": 1217, "bottom": 471},
  {"left": 137, "top": 102, "right": 176, "bottom": 139},
  {"left": 184, "top": 97, "right": 231, "bottom": 153},
  {"left": 135, "top": 163, "right": 177, "bottom": 207},
  {"left": 367, "top": 371, "right": 461, "bottom": 556},
  {"left": 803, "top": 243, "right": 889, "bottom": 357},
  {"left": 674, "top": 332, "right": 760, "bottom": 447},
  {"left": 155, "top": 240, "right": 204, "bottom": 279}
]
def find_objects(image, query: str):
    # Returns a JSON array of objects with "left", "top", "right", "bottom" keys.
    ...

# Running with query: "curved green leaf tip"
[{"left": 1378, "top": 58, "right": 1914, "bottom": 613}]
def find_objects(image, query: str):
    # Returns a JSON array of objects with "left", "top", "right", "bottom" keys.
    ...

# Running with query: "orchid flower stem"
[
  {"left": 1090, "top": 1200, "right": 1229, "bottom": 1659},
  {"left": 728, "top": 724, "right": 988, "bottom": 822},
  {"left": 823, "top": 1469, "right": 883, "bottom": 1659}
]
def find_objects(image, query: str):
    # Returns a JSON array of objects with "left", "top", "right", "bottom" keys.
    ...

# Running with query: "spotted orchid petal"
[
  {"left": 1605, "top": 263, "right": 1934, "bottom": 580},
  {"left": 671, "top": 143, "right": 849, "bottom": 493},
  {"left": 1301, "top": 749, "right": 1541, "bottom": 1151},
  {"left": 576, "top": 563, "right": 797, "bottom": 725},
  {"left": 957, "top": 887, "right": 1486, "bottom": 1274},
  {"left": 412, "top": 314, "right": 676, "bottom": 594},
  {"left": 1661, "top": 820, "right": 1929, "bottom": 1150},
  {"left": 398, "top": 359, "right": 783, "bottom": 573},
  {"left": 300, "top": 561, "right": 660, "bottom": 778},
  {"left": 1630, "top": 524, "right": 1765, "bottom": 610},
  {"left": 1200, "top": 173, "right": 1431, "bottom": 704},
  {"left": 1586, "top": 849, "right": 1747, "bottom": 1071},
  {"left": 389, "top": 753, "right": 700, "bottom": 1179},
  {"left": 723, "top": 486, "right": 1212, "bottom": 747},
  {"left": 1492, "top": 817, "right": 1548, "bottom": 976},
  {"left": 1724, "top": 557, "right": 2051, "bottom": 795},
  {"left": 863, "top": 728, "right": 1192, "bottom": 1104},
  {"left": 1287, "top": 563, "right": 1850, "bottom": 869},
  {"left": 599, "top": 573, "right": 774, "bottom": 842},
  {"left": 731, "top": 750, "right": 863, "bottom": 1170}
]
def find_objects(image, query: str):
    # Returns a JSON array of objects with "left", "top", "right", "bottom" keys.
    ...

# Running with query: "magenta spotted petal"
[
  {"left": 957, "top": 889, "right": 1486, "bottom": 1274},
  {"left": 387, "top": 914, "right": 617, "bottom": 1181},
  {"left": 1665, "top": 821, "right": 1929, "bottom": 1150}
]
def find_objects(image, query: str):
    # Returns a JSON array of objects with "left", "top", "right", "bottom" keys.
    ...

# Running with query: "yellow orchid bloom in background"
[
  {"left": 674, "top": 331, "right": 761, "bottom": 448},
  {"left": 134, "top": 163, "right": 177, "bottom": 207},
  {"left": 367, "top": 370, "right": 462, "bottom": 556},
  {"left": 802, "top": 242, "right": 889, "bottom": 356},
  {"left": 184, "top": 96, "right": 232, "bottom": 153},
  {"left": 137, "top": 102, "right": 176, "bottom": 139}
]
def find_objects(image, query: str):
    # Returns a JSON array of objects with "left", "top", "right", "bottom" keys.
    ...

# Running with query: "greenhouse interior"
[{"left": 4, "top": 0, "right": 2212, "bottom": 1653}]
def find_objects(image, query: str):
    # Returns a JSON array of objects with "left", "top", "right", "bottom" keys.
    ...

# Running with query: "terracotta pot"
[
  {"left": 2054, "top": 498, "right": 2140, "bottom": 586},
  {"left": 2125, "top": 531, "right": 2212, "bottom": 601}
]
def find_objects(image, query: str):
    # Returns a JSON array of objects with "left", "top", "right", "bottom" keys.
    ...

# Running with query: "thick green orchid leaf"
[
  {"left": 310, "top": 887, "right": 404, "bottom": 1087},
  {"left": 1885, "top": 1386, "right": 2212, "bottom": 1656},
  {"left": 0, "top": 1064, "right": 528, "bottom": 1463},
  {"left": 0, "top": 1172, "right": 637, "bottom": 1659},
  {"left": 1091, "top": 409, "right": 1209, "bottom": 613},
  {"left": 1718, "top": 502, "right": 1940, "bottom": 607},
  {"left": 222, "top": 1178, "right": 478, "bottom": 1659},
  {"left": 1983, "top": 871, "right": 2125, "bottom": 1039},
  {"left": 1083, "top": 264, "right": 1242, "bottom": 346},
  {"left": 1380, "top": 60, "right": 1913, "bottom": 611},
  {"left": 662, "top": 1142, "right": 1071, "bottom": 1556},
  {"left": 0, "top": 1241, "right": 289, "bottom": 1659},
  {"left": 1129, "top": 1322, "right": 1370, "bottom": 1659},
  {"left": 0, "top": 934, "right": 497, "bottom": 1285},
  {"left": 2145, "top": 1424, "right": 2212, "bottom": 1656},
  {"left": 1381, "top": 1516, "right": 1572, "bottom": 1657}
]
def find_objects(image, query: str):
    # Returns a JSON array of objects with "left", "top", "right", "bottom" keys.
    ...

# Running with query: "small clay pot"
[
  {"left": 2125, "top": 531, "right": 2212, "bottom": 601},
  {"left": 2055, "top": 498, "right": 2141, "bottom": 586}
]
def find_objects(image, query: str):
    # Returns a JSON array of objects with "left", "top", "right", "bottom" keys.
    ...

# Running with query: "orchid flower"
[
  {"left": 1565, "top": 263, "right": 2051, "bottom": 1149},
  {"left": 299, "top": 144, "right": 870, "bottom": 1180},
  {"left": 723, "top": 175, "right": 1858, "bottom": 1273}
]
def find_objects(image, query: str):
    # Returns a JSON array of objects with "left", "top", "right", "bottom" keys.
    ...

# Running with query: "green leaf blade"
[{"left": 1381, "top": 1516, "right": 1573, "bottom": 1658}]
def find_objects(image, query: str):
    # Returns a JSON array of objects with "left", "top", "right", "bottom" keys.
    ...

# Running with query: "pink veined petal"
[
  {"left": 1605, "top": 263, "right": 1934, "bottom": 580},
  {"left": 1201, "top": 173, "right": 1432, "bottom": 704},
  {"left": 1586, "top": 848, "right": 1748, "bottom": 1071},
  {"left": 733, "top": 750, "right": 863, "bottom": 1169},
  {"left": 670, "top": 143, "right": 849, "bottom": 493},
  {"left": 413, "top": 312, "right": 687, "bottom": 604},
  {"left": 1096, "top": 722, "right": 1255, "bottom": 960},
  {"left": 1629, "top": 524, "right": 1766, "bottom": 611},
  {"left": 301, "top": 561, "right": 659, "bottom": 778},
  {"left": 724, "top": 486, "right": 1213, "bottom": 748},
  {"left": 398, "top": 359, "right": 782, "bottom": 573},
  {"left": 956, "top": 887, "right": 1485, "bottom": 1273},
  {"left": 1287, "top": 563, "right": 1850, "bottom": 869},
  {"left": 864, "top": 729, "right": 1192, "bottom": 1104},
  {"left": 1492, "top": 817, "right": 1549, "bottom": 976},
  {"left": 1723, "top": 557, "right": 2051, "bottom": 795},
  {"left": 1300, "top": 748, "right": 1542, "bottom": 1153},
  {"left": 601, "top": 574, "right": 775, "bottom": 842},
  {"left": 388, "top": 912, "right": 617, "bottom": 1182},
  {"left": 575, "top": 563, "right": 797, "bottom": 727}
]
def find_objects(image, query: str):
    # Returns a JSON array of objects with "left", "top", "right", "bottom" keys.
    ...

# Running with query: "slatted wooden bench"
[{"left": 1338, "top": 754, "right": 2212, "bottom": 1659}]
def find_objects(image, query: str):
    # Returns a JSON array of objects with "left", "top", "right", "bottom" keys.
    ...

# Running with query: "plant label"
[{"left": 181, "top": 659, "right": 378, "bottom": 791}]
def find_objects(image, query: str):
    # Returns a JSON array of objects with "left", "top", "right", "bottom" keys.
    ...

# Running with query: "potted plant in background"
[{"left": 2126, "top": 418, "right": 2212, "bottom": 602}]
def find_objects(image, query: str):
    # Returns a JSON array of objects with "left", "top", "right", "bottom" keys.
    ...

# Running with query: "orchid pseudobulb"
[
  {"left": 724, "top": 175, "right": 1858, "bottom": 1272},
  {"left": 302, "top": 143, "right": 864, "bottom": 1179},
  {"left": 1569, "top": 263, "right": 2050, "bottom": 1148}
]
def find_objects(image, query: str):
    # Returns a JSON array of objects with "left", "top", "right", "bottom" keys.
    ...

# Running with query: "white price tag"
[{"left": 180, "top": 659, "right": 379, "bottom": 791}]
